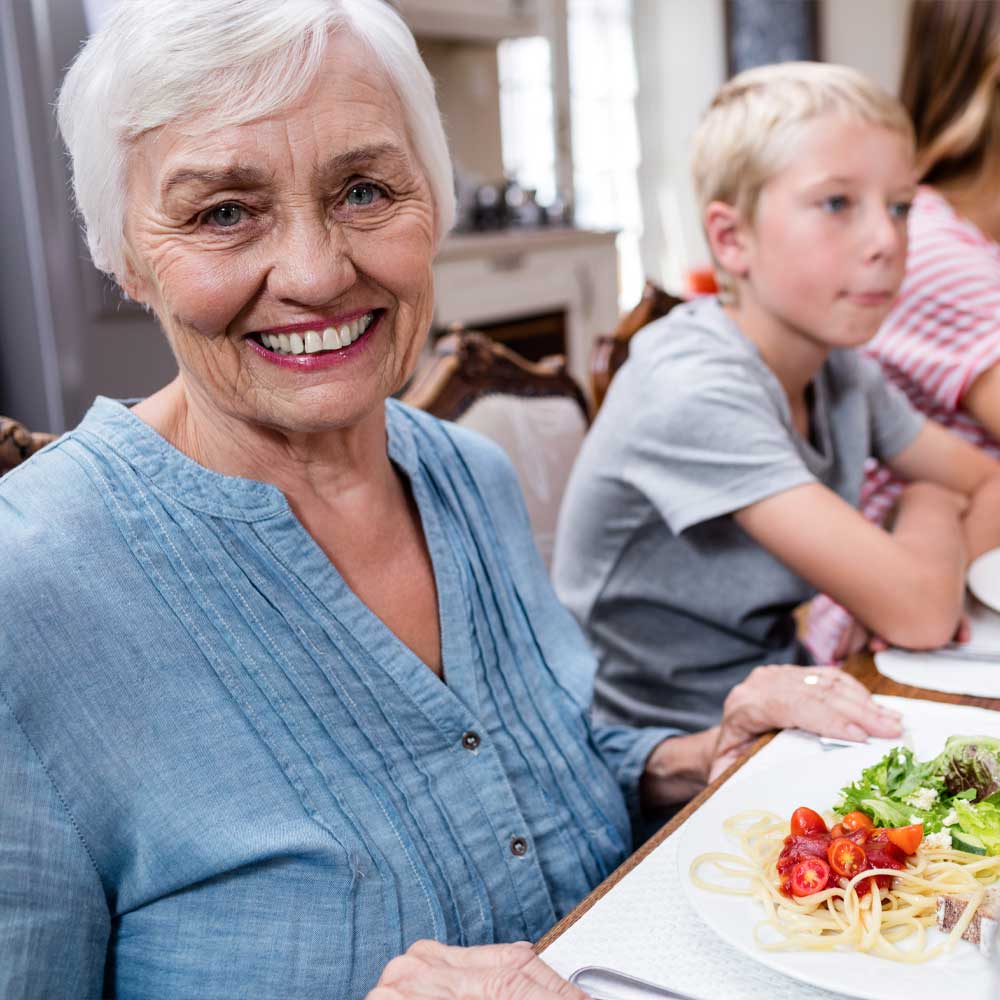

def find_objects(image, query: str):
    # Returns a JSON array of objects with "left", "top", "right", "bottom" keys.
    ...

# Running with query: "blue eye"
[
  {"left": 346, "top": 182, "right": 382, "bottom": 207},
  {"left": 207, "top": 203, "right": 244, "bottom": 227},
  {"left": 889, "top": 200, "right": 912, "bottom": 220},
  {"left": 822, "top": 195, "right": 849, "bottom": 213}
]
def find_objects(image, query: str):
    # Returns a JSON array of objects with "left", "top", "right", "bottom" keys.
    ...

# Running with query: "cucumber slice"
[{"left": 952, "top": 830, "right": 988, "bottom": 855}]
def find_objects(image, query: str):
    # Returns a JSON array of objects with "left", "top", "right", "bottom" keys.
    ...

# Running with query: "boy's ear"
[{"left": 704, "top": 200, "right": 751, "bottom": 278}]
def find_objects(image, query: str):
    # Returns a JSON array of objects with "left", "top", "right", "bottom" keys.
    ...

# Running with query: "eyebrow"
[
  {"left": 803, "top": 174, "right": 916, "bottom": 190},
  {"left": 160, "top": 143, "right": 412, "bottom": 202},
  {"left": 315, "top": 142, "right": 412, "bottom": 186},
  {"left": 160, "top": 165, "right": 272, "bottom": 201}
]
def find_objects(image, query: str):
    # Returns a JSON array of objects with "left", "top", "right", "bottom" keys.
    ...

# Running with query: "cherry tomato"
[
  {"left": 885, "top": 824, "right": 923, "bottom": 856},
  {"left": 790, "top": 807, "right": 828, "bottom": 837},
  {"left": 790, "top": 857, "right": 831, "bottom": 897},
  {"left": 827, "top": 837, "right": 867, "bottom": 878},
  {"left": 828, "top": 823, "right": 847, "bottom": 839},
  {"left": 841, "top": 811, "right": 874, "bottom": 832}
]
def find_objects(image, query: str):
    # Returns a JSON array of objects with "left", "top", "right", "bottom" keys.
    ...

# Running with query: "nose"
[
  {"left": 264, "top": 214, "right": 357, "bottom": 307},
  {"left": 865, "top": 203, "right": 906, "bottom": 264}
]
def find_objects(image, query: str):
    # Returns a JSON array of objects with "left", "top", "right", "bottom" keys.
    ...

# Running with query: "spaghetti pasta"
[{"left": 690, "top": 810, "right": 1000, "bottom": 962}]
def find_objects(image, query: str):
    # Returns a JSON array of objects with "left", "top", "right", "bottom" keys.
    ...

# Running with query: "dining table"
[{"left": 534, "top": 650, "right": 1000, "bottom": 959}]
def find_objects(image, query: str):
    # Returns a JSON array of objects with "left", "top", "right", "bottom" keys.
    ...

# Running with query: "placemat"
[{"left": 874, "top": 599, "right": 1000, "bottom": 698}]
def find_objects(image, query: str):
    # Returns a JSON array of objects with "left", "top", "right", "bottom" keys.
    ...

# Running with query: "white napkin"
[
  {"left": 539, "top": 697, "right": 1000, "bottom": 1000},
  {"left": 874, "top": 598, "right": 1000, "bottom": 698}
]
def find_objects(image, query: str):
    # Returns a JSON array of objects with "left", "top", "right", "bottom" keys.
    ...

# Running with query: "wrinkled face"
[
  {"left": 739, "top": 115, "right": 916, "bottom": 350},
  {"left": 122, "top": 32, "right": 437, "bottom": 434}
]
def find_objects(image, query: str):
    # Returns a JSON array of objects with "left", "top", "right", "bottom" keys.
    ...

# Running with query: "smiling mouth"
[{"left": 252, "top": 311, "right": 377, "bottom": 356}]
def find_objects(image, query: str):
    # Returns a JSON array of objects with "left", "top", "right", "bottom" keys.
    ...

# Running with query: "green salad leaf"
[
  {"left": 953, "top": 799, "right": 1000, "bottom": 855},
  {"left": 833, "top": 735, "right": 1000, "bottom": 855},
  {"left": 930, "top": 735, "right": 1000, "bottom": 800}
]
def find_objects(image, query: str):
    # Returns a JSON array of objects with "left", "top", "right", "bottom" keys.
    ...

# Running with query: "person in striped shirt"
[{"left": 807, "top": 0, "right": 1000, "bottom": 662}]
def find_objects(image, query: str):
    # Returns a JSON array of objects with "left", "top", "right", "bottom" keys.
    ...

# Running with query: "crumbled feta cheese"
[
  {"left": 943, "top": 809, "right": 958, "bottom": 826},
  {"left": 904, "top": 787, "right": 938, "bottom": 810},
  {"left": 898, "top": 752, "right": 907, "bottom": 765},
  {"left": 909, "top": 816, "right": 923, "bottom": 825},
  {"left": 924, "top": 831, "right": 953, "bottom": 850}
]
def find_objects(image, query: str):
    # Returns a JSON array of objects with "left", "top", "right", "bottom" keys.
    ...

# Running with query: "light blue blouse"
[{"left": 0, "top": 397, "right": 674, "bottom": 999}]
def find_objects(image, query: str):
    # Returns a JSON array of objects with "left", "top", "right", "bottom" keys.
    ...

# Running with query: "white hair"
[{"left": 57, "top": 0, "right": 455, "bottom": 282}]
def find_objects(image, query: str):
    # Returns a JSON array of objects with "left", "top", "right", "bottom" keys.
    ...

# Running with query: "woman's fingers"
[
  {"left": 368, "top": 941, "right": 587, "bottom": 1000},
  {"left": 723, "top": 666, "right": 902, "bottom": 746},
  {"left": 784, "top": 672, "right": 902, "bottom": 741}
]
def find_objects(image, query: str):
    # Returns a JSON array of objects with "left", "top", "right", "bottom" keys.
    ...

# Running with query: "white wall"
[
  {"left": 821, "top": 0, "right": 910, "bottom": 96},
  {"left": 632, "top": 0, "right": 725, "bottom": 294}
]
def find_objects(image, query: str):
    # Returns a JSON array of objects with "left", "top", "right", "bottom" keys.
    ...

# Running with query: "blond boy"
[{"left": 553, "top": 62, "right": 1000, "bottom": 734}]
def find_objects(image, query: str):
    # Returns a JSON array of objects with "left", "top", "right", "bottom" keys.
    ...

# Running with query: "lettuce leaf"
[
  {"left": 953, "top": 799, "right": 1000, "bottom": 856},
  {"left": 930, "top": 735, "right": 1000, "bottom": 800}
]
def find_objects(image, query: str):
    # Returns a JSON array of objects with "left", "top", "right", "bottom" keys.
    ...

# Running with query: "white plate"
[
  {"left": 968, "top": 547, "right": 1000, "bottom": 613},
  {"left": 677, "top": 745, "right": 1000, "bottom": 1000}
]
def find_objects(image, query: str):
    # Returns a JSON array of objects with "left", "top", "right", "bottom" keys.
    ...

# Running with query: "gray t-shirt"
[{"left": 552, "top": 297, "right": 925, "bottom": 734}]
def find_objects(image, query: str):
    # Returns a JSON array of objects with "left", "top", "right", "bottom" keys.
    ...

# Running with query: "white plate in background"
[{"left": 967, "top": 547, "right": 1000, "bottom": 614}]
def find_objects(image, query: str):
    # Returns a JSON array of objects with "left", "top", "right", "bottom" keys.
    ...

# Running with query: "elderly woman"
[{"left": 0, "top": 1, "right": 902, "bottom": 997}]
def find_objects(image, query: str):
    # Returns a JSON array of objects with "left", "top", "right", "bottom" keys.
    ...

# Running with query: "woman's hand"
[
  {"left": 366, "top": 940, "right": 587, "bottom": 1000},
  {"left": 709, "top": 665, "right": 903, "bottom": 781}
]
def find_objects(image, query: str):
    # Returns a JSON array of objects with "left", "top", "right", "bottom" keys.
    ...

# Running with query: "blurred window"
[{"left": 498, "top": 0, "right": 641, "bottom": 307}]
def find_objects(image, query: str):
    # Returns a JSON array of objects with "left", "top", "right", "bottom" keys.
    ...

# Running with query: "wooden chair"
[
  {"left": 589, "top": 279, "right": 685, "bottom": 411},
  {"left": 402, "top": 330, "right": 590, "bottom": 570},
  {"left": 0, "top": 416, "right": 56, "bottom": 475}
]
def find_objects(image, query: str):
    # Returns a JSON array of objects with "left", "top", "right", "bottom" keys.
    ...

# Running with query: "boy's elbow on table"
[{"left": 867, "top": 573, "right": 963, "bottom": 650}]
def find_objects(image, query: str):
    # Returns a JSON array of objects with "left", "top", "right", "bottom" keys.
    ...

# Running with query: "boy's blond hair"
[{"left": 692, "top": 61, "right": 914, "bottom": 225}]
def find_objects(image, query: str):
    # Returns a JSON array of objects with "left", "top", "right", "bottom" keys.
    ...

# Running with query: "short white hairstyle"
[{"left": 57, "top": 0, "right": 455, "bottom": 282}]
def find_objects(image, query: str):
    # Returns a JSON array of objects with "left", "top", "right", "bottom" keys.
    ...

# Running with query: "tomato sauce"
[{"left": 776, "top": 826, "right": 906, "bottom": 898}]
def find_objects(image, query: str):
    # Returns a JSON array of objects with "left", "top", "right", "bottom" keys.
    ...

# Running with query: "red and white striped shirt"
[{"left": 807, "top": 186, "right": 1000, "bottom": 662}]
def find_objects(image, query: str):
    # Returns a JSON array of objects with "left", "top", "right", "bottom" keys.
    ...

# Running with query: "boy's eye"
[
  {"left": 345, "top": 182, "right": 385, "bottom": 207},
  {"left": 821, "top": 195, "right": 850, "bottom": 213},
  {"left": 889, "top": 200, "right": 912, "bottom": 220},
  {"left": 205, "top": 203, "right": 245, "bottom": 228}
]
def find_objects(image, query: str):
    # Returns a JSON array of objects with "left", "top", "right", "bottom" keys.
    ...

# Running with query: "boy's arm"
[
  {"left": 734, "top": 478, "right": 968, "bottom": 650},
  {"left": 885, "top": 419, "right": 1000, "bottom": 561}
]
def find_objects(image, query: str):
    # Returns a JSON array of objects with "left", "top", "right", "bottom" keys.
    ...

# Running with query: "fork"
[{"left": 569, "top": 964, "right": 704, "bottom": 999}]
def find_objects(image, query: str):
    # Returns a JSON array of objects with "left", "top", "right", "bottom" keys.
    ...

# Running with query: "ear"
[
  {"left": 117, "top": 247, "right": 150, "bottom": 304},
  {"left": 703, "top": 200, "right": 752, "bottom": 279}
]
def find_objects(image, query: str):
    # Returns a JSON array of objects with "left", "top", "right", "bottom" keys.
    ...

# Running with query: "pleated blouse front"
[{"left": 0, "top": 397, "right": 670, "bottom": 999}]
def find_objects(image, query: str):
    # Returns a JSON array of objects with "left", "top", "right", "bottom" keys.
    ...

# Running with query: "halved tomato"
[
  {"left": 790, "top": 806, "right": 828, "bottom": 837},
  {"left": 790, "top": 857, "right": 831, "bottom": 897},
  {"left": 841, "top": 811, "right": 874, "bottom": 832},
  {"left": 828, "top": 837, "right": 867, "bottom": 878},
  {"left": 828, "top": 823, "right": 847, "bottom": 838},
  {"left": 885, "top": 824, "right": 923, "bottom": 856}
]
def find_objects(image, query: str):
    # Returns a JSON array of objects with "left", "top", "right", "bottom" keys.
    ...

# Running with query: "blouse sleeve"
[{"left": 0, "top": 690, "right": 109, "bottom": 999}]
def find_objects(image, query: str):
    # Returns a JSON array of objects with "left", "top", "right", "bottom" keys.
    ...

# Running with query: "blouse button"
[
  {"left": 510, "top": 836, "right": 529, "bottom": 857},
  {"left": 461, "top": 731, "right": 481, "bottom": 751}
]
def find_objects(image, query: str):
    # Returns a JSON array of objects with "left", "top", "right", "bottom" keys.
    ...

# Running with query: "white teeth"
[{"left": 262, "top": 313, "right": 374, "bottom": 355}]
